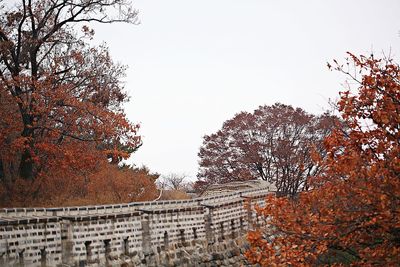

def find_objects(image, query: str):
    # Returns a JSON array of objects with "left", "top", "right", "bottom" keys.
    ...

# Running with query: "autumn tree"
[
  {"left": 6, "top": 162, "right": 160, "bottom": 207},
  {"left": 196, "top": 104, "right": 338, "bottom": 196},
  {"left": 246, "top": 54, "right": 400, "bottom": 266},
  {"left": 0, "top": 0, "right": 141, "bottom": 204},
  {"left": 83, "top": 164, "right": 159, "bottom": 205}
]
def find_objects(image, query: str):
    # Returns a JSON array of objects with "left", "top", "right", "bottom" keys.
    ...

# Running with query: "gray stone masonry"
[{"left": 0, "top": 181, "right": 275, "bottom": 266}]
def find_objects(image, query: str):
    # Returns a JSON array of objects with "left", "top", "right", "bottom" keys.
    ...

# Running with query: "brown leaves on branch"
[
  {"left": 246, "top": 54, "right": 400, "bottom": 266},
  {"left": 196, "top": 103, "right": 339, "bottom": 196},
  {"left": 1, "top": 160, "right": 160, "bottom": 207},
  {"left": 0, "top": 0, "right": 152, "bottom": 206},
  {"left": 83, "top": 164, "right": 159, "bottom": 205}
]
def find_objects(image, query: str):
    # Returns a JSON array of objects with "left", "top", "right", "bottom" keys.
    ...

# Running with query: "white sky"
[{"left": 92, "top": 0, "right": 400, "bottom": 180}]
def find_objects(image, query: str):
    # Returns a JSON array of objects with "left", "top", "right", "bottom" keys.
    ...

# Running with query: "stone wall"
[{"left": 0, "top": 182, "right": 274, "bottom": 266}]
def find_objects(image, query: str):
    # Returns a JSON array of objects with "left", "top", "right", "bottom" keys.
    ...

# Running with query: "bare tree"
[{"left": 161, "top": 173, "right": 189, "bottom": 191}]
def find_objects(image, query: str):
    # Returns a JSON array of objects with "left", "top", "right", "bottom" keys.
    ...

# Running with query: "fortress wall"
[
  {"left": 0, "top": 219, "right": 61, "bottom": 266},
  {"left": 60, "top": 212, "right": 143, "bottom": 266},
  {"left": 143, "top": 206, "right": 206, "bottom": 252},
  {"left": 0, "top": 185, "right": 274, "bottom": 266}
]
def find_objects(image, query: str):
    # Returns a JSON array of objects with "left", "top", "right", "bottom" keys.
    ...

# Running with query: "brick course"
[{"left": 0, "top": 181, "right": 275, "bottom": 266}]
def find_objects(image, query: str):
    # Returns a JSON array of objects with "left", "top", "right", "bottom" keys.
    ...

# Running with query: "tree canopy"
[
  {"left": 0, "top": 0, "right": 157, "bottom": 206},
  {"left": 196, "top": 103, "right": 338, "bottom": 196},
  {"left": 245, "top": 53, "right": 400, "bottom": 266}
]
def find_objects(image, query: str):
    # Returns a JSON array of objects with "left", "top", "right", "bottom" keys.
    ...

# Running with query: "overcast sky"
[{"left": 92, "top": 0, "right": 400, "bottom": 180}]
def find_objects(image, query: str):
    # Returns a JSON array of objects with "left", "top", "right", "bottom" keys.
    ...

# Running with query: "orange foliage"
[
  {"left": 84, "top": 164, "right": 159, "bottom": 205},
  {"left": 246, "top": 53, "right": 400, "bottom": 266},
  {"left": 0, "top": 161, "right": 159, "bottom": 207},
  {"left": 0, "top": 0, "right": 145, "bottom": 206},
  {"left": 158, "top": 190, "right": 191, "bottom": 201}
]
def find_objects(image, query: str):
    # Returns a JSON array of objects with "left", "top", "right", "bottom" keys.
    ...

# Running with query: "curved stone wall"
[{"left": 0, "top": 183, "right": 274, "bottom": 266}]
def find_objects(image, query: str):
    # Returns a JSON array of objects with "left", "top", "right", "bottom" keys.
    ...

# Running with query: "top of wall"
[
  {"left": 201, "top": 180, "right": 276, "bottom": 197},
  {"left": 0, "top": 180, "right": 276, "bottom": 223}
]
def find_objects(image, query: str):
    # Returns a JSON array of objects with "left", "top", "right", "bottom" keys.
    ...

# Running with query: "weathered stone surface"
[{"left": 0, "top": 181, "right": 274, "bottom": 266}]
